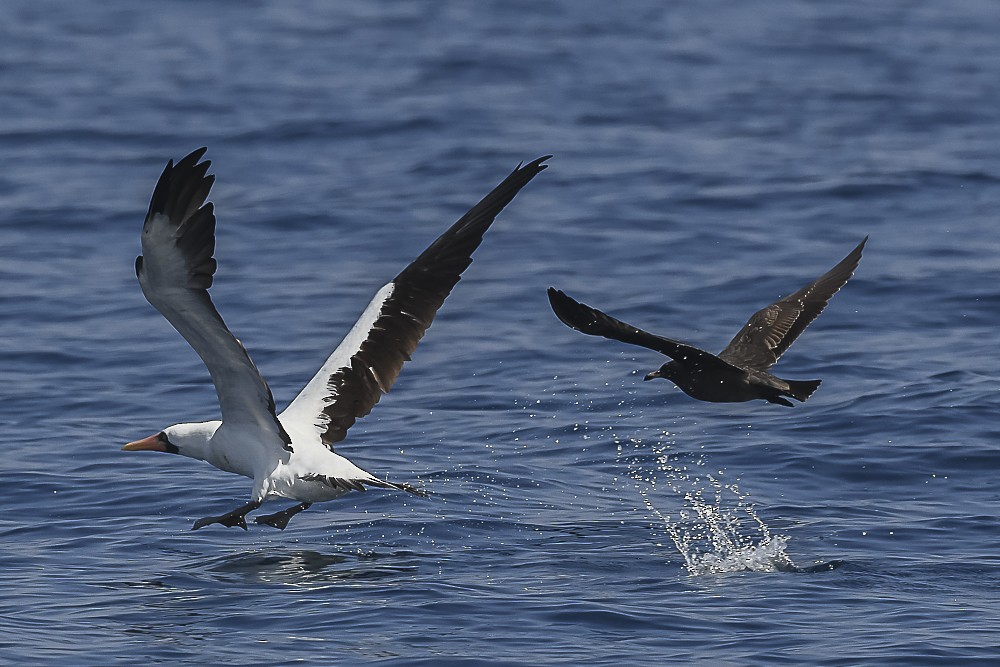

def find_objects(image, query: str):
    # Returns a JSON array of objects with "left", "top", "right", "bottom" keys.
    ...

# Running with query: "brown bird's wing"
[
  {"left": 547, "top": 288, "right": 744, "bottom": 374},
  {"left": 719, "top": 237, "right": 866, "bottom": 371}
]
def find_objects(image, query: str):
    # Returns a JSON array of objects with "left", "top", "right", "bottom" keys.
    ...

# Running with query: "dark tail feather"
[
  {"left": 784, "top": 378, "right": 822, "bottom": 402},
  {"left": 365, "top": 477, "right": 430, "bottom": 498},
  {"left": 301, "top": 474, "right": 430, "bottom": 498}
]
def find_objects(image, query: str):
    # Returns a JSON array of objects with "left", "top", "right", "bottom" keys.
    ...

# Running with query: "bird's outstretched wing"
[
  {"left": 719, "top": 237, "right": 867, "bottom": 371},
  {"left": 547, "top": 288, "right": 743, "bottom": 373},
  {"left": 136, "top": 148, "right": 291, "bottom": 449},
  {"left": 281, "top": 156, "right": 550, "bottom": 448}
]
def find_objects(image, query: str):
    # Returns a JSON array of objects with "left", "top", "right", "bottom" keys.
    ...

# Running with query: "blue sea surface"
[{"left": 2, "top": 1, "right": 1000, "bottom": 664}]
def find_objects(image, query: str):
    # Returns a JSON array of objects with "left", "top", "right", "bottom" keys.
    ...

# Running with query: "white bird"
[{"left": 123, "top": 148, "right": 548, "bottom": 530}]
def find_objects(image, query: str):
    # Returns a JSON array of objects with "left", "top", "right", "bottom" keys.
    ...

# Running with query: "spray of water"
[{"left": 617, "top": 430, "right": 797, "bottom": 575}]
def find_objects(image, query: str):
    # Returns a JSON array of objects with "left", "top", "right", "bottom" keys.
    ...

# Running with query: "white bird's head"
[{"left": 122, "top": 421, "right": 220, "bottom": 462}]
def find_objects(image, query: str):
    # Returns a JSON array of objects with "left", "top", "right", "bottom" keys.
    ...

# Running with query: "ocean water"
[{"left": 3, "top": 1, "right": 1000, "bottom": 664}]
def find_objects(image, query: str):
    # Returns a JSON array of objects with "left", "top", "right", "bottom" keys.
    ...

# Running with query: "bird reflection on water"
[{"left": 203, "top": 548, "right": 421, "bottom": 587}]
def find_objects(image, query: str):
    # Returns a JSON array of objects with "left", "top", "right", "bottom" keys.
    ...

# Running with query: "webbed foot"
[
  {"left": 191, "top": 500, "right": 261, "bottom": 531},
  {"left": 254, "top": 502, "right": 312, "bottom": 530}
]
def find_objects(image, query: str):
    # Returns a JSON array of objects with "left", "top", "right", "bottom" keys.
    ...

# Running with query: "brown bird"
[{"left": 547, "top": 237, "right": 866, "bottom": 407}]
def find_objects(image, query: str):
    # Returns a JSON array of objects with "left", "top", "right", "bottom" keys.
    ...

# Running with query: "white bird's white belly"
[
  {"left": 264, "top": 473, "right": 352, "bottom": 503},
  {"left": 199, "top": 420, "right": 387, "bottom": 504},
  {"left": 259, "top": 430, "right": 381, "bottom": 503}
]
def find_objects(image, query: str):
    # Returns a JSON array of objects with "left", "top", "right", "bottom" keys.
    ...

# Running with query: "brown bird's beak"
[
  {"left": 643, "top": 370, "right": 661, "bottom": 381},
  {"left": 123, "top": 432, "right": 168, "bottom": 452}
]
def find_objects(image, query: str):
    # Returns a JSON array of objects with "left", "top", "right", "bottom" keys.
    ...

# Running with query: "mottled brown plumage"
[{"left": 548, "top": 237, "right": 866, "bottom": 406}]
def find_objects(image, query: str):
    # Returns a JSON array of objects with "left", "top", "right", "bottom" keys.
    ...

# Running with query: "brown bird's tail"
[{"left": 784, "top": 379, "right": 822, "bottom": 402}]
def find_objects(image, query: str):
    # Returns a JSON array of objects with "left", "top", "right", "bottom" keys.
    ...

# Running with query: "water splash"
[{"left": 617, "top": 430, "right": 798, "bottom": 576}]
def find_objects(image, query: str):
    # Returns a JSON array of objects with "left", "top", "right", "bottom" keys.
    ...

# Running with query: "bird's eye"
[{"left": 157, "top": 431, "right": 180, "bottom": 454}]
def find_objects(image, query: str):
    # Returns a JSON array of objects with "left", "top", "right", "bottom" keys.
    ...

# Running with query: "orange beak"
[{"left": 122, "top": 432, "right": 168, "bottom": 452}]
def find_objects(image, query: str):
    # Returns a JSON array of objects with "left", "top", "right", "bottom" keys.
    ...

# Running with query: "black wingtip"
[
  {"left": 845, "top": 236, "right": 868, "bottom": 264},
  {"left": 547, "top": 287, "right": 590, "bottom": 332},
  {"left": 146, "top": 148, "right": 215, "bottom": 222},
  {"left": 855, "top": 236, "right": 869, "bottom": 261},
  {"left": 837, "top": 235, "right": 868, "bottom": 278},
  {"left": 514, "top": 155, "right": 551, "bottom": 178},
  {"left": 546, "top": 286, "right": 567, "bottom": 315},
  {"left": 547, "top": 287, "right": 577, "bottom": 322},
  {"left": 177, "top": 147, "right": 209, "bottom": 167}
]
